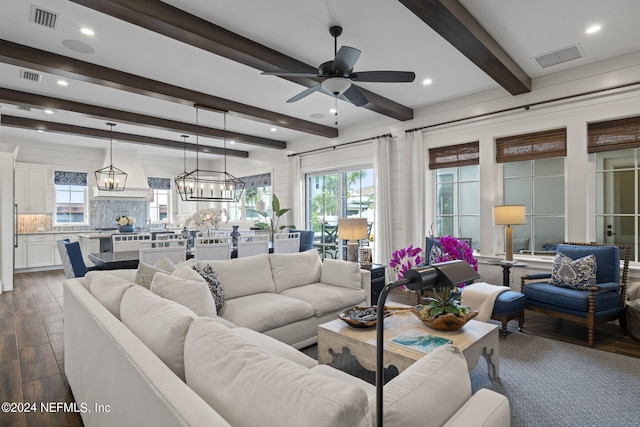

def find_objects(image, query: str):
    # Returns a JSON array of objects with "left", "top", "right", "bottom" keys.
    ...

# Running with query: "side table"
[
  {"left": 484, "top": 260, "right": 528, "bottom": 286},
  {"left": 361, "top": 263, "right": 386, "bottom": 305}
]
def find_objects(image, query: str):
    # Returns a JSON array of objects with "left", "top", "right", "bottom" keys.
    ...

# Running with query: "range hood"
[{"left": 92, "top": 149, "right": 152, "bottom": 199}]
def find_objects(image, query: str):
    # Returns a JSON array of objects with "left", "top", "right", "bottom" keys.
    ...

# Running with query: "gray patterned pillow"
[
  {"left": 135, "top": 261, "right": 169, "bottom": 289},
  {"left": 550, "top": 253, "right": 597, "bottom": 290},
  {"left": 192, "top": 264, "right": 225, "bottom": 311}
]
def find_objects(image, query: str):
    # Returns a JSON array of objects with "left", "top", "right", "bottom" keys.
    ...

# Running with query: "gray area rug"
[{"left": 302, "top": 332, "right": 640, "bottom": 426}]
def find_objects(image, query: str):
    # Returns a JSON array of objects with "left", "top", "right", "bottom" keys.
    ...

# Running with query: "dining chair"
[
  {"left": 112, "top": 234, "right": 153, "bottom": 252},
  {"left": 236, "top": 235, "right": 269, "bottom": 258},
  {"left": 56, "top": 239, "right": 94, "bottom": 278},
  {"left": 289, "top": 229, "right": 315, "bottom": 251},
  {"left": 194, "top": 237, "right": 232, "bottom": 260},
  {"left": 139, "top": 242, "right": 187, "bottom": 265},
  {"left": 273, "top": 232, "right": 300, "bottom": 254}
]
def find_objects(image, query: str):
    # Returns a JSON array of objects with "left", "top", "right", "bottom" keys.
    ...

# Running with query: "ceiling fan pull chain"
[{"left": 334, "top": 96, "right": 338, "bottom": 126}]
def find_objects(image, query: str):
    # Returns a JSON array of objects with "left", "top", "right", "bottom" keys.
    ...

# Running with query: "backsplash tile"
[
  {"left": 90, "top": 200, "right": 147, "bottom": 229},
  {"left": 18, "top": 214, "right": 52, "bottom": 233}
]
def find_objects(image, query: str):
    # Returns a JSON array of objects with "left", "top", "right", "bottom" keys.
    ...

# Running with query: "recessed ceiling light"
[
  {"left": 57, "top": 79, "right": 68, "bottom": 86},
  {"left": 586, "top": 25, "right": 601, "bottom": 34},
  {"left": 422, "top": 78, "right": 433, "bottom": 86},
  {"left": 310, "top": 113, "right": 325, "bottom": 119},
  {"left": 270, "top": 127, "right": 277, "bottom": 132},
  {"left": 37, "top": 129, "right": 45, "bottom": 133},
  {"left": 229, "top": 140, "right": 235, "bottom": 144},
  {"left": 329, "top": 108, "right": 337, "bottom": 114},
  {"left": 44, "top": 109, "right": 53, "bottom": 114},
  {"left": 80, "top": 27, "right": 94, "bottom": 36}
]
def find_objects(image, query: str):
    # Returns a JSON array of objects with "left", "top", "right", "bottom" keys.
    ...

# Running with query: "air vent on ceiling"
[
  {"left": 30, "top": 5, "right": 58, "bottom": 29},
  {"left": 534, "top": 44, "right": 583, "bottom": 68},
  {"left": 17, "top": 105, "right": 32, "bottom": 112},
  {"left": 20, "top": 69, "right": 42, "bottom": 83}
]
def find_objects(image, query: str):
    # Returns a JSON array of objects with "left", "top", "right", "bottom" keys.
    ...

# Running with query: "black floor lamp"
[{"left": 375, "top": 260, "right": 480, "bottom": 427}]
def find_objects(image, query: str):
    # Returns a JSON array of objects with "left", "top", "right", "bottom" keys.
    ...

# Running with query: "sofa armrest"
[
  {"left": 359, "top": 269, "right": 371, "bottom": 291},
  {"left": 443, "top": 388, "right": 510, "bottom": 427}
]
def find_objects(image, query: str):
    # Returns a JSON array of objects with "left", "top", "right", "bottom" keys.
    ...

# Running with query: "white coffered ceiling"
[{"left": 1, "top": 0, "right": 639, "bottom": 159}]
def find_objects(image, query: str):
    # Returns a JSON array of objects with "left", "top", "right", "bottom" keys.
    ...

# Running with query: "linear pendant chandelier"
[
  {"left": 94, "top": 122, "right": 127, "bottom": 191},
  {"left": 174, "top": 106, "right": 245, "bottom": 202}
]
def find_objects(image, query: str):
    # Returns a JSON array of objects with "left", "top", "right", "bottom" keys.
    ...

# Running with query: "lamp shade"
[
  {"left": 493, "top": 205, "right": 526, "bottom": 225},
  {"left": 321, "top": 77, "right": 351, "bottom": 96},
  {"left": 337, "top": 218, "right": 368, "bottom": 241}
]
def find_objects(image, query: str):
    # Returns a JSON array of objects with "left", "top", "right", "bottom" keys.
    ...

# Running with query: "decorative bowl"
[
  {"left": 339, "top": 306, "right": 391, "bottom": 328},
  {"left": 410, "top": 306, "right": 478, "bottom": 331}
]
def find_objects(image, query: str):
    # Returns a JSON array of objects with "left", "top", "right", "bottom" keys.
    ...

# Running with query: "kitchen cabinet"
[
  {"left": 15, "top": 235, "right": 27, "bottom": 269},
  {"left": 54, "top": 233, "right": 80, "bottom": 265},
  {"left": 27, "top": 234, "right": 55, "bottom": 268},
  {"left": 15, "top": 165, "right": 50, "bottom": 214}
]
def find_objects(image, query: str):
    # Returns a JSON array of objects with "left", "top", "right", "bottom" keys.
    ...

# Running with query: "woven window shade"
[
  {"left": 588, "top": 116, "right": 640, "bottom": 153},
  {"left": 429, "top": 142, "right": 479, "bottom": 170},
  {"left": 496, "top": 128, "right": 566, "bottom": 163}
]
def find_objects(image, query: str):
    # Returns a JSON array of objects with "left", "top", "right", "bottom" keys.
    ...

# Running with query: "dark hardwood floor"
[{"left": 1, "top": 270, "right": 638, "bottom": 427}]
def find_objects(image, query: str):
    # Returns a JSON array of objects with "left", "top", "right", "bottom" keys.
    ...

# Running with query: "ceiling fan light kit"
[{"left": 321, "top": 77, "right": 351, "bottom": 96}]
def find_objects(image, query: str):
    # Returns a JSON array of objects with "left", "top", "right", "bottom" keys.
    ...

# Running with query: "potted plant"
[{"left": 254, "top": 194, "right": 294, "bottom": 242}]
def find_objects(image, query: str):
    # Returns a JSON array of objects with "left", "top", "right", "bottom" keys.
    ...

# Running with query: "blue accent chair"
[
  {"left": 520, "top": 242, "right": 629, "bottom": 347},
  {"left": 290, "top": 230, "right": 315, "bottom": 252},
  {"left": 57, "top": 239, "right": 94, "bottom": 278}
]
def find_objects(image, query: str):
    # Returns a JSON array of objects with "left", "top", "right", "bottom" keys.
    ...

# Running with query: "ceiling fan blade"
[
  {"left": 341, "top": 85, "right": 369, "bottom": 107},
  {"left": 333, "top": 46, "right": 361, "bottom": 75},
  {"left": 262, "top": 71, "right": 321, "bottom": 78},
  {"left": 286, "top": 84, "right": 323, "bottom": 103},
  {"left": 349, "top": 71, "right": 416, "bottom": 83}
]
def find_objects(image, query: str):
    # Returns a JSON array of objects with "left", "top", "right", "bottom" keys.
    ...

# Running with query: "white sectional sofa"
[{"left": 63, "top": 250, "right": 510, "bottom": 426}]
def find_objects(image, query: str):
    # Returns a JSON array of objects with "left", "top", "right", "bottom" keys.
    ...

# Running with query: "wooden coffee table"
[{"left": 317, "top": 311, "right": 499, "bottom": 379}]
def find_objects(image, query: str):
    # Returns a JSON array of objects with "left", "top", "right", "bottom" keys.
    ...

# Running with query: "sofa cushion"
[
  {"left": 550, "top": 253, "right": 597, "bottom": 290},
  {"left": 320, "top": 259, "right": 362, "bottom": 290},
  {"left": 155, "top": 256, "right": 177, "bottom": 273},
  {"left": 150, "top": 272, "right": 217, "bottom": 317},
  {"left": 556, "top": 243, "right": 619, "bottom": 284},
  {"left": 120, "top": 285, "right": 197, "bottom": 381},
  {"left": 88, "top": 273, "right": 135, "bottom": 319},
  {"left": 134, "top": 261, "right": 169, "bottom": 289},
  {"left": 206, "top": 253, "right": 276, "bottom": 299},
  {"left": 229, "top": 327, "right": 318, "bottom": 368},
  {"left": 184, "top": 318, "right": 371, "bottom": 427},
  {"left": 523, "top": 282, "right": 623, "bottom": 313},
  {"left": 269, "top": 250, "right": 322, "bottom": 292},
  {"left": 191, "top": 264, "right": 225, "bottom": 311},
  {"left": 219, "top": 293, "right": 314, "bottom": 333},
  {"left": 280, "top": 283, "right": 368, "bottom": 317},
  {"left": 85, "top": 269, "right": 137, "bottom": 287},
  {"left": 373, "top": 345, "right": 471, "bottom": 427}
]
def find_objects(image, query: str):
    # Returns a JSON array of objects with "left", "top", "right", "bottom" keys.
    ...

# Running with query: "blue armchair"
[
  {"left": 57, "top": 239, "right": 94, "bottom": 278},
  {"left": 520, "top": 242, "right": 629, "bottom": 347}
]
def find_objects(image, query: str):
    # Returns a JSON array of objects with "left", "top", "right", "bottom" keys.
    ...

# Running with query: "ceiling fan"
[{"left": 262, "top": 26, "right": 416, "bottom": 107}]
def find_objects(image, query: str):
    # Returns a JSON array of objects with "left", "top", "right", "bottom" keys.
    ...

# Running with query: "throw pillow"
[
  {"left": 134, "top": 261, "right": 169, "bottom": 289},
  {"left": 150, "top": 272, "right": 217, "bottom": 317},
  {"left": 192, "top": 264, "right": 225, "bottom": 311},
  {"left": 550, "top": 253, "right": 597, "bottom": 290},
  {"left": 155, "top": 256, "right": 176, "bottom": 273}
]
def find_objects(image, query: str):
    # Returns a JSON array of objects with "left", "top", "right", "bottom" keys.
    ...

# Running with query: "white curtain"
[
  {"left": 403, "top": 130, "right": 427, "bottom": 250},
  {"left": 374, "top": 135, "right": 393, "bottom": 281},
  {"left": 288, "top": 155, "right": 303, "bottom": 229}
]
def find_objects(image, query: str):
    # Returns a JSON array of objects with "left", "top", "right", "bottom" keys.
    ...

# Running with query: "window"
[
  {"left": 497, "top": 128, "right": 566, "bottom": 255},
  {"left": 226, "top": 173, "right": 271, "bottom": 221},
  {"left": 430, "top": 142, "right": 480, "bottom": 249},
  {"left": 54, "top": 171, "right": 87, "bottom": 225},
  {"left": 590, "top": 116, "right": 640, "bottom": 262},
  {"left": 306, "top": 168, "right": 374, "bottom": 260},
  {"left": 147, "top": 177, "right": 171, "bottom": 223}
]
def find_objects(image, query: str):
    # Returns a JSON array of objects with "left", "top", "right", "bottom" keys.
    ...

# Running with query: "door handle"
[{"left": 14, "top": 204, "right": 18, "bottom": 248}]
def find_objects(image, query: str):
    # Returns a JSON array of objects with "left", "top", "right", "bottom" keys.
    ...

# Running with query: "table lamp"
[
  {"left": 337, "top": 218, "right": 369, "bottom": 262},
  {"left": 375, "top": 260, "right": 480, "bottom": 427},
  {"left": 493, "top": 205, "right": 526, "bottom": 262}
]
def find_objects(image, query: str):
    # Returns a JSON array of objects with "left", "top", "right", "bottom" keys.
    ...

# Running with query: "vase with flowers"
[
  {"left": 116, "top": 215, "right": 136, "bottom": 233},
  {"left": 187, "top": 208, "right": 229, "bottom": 237},
  {"left": 412, "top": 236, "right": 479, "bottom": 331}
]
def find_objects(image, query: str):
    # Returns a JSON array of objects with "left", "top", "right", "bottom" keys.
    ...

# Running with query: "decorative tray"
[{"left": 338, "top": 306, "right": 392, "bottom": 328}]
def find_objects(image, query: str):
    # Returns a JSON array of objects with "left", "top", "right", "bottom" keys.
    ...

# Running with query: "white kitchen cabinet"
[
  {"left": 27, "top": 234, "right": 55, "bottom": 268},
  {"left": 54, "top": 233, "right": 80, "bottom": 265},
  {"left": 15, "top": 235, "right": 27, "bottom": 269},
  {"left": 15, "top": 164, "right": 50, "bottom": 214}
]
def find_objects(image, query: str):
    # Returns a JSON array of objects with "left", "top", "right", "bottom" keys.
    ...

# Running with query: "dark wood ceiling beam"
[
  {"left": 0, "top": 39, "right": 335, "bottom": 138},
  {"left": 1, "top": 116, "right": 249, "bottom": 158},
  {"left": 0, "top": 88, "right": 285, "bottom": 150},
  {"left": 398, "top": 0, "right": 531, "bottom": 95},
  {"left": 68, "top": 0, "right": 414, "bottom": 122}
]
